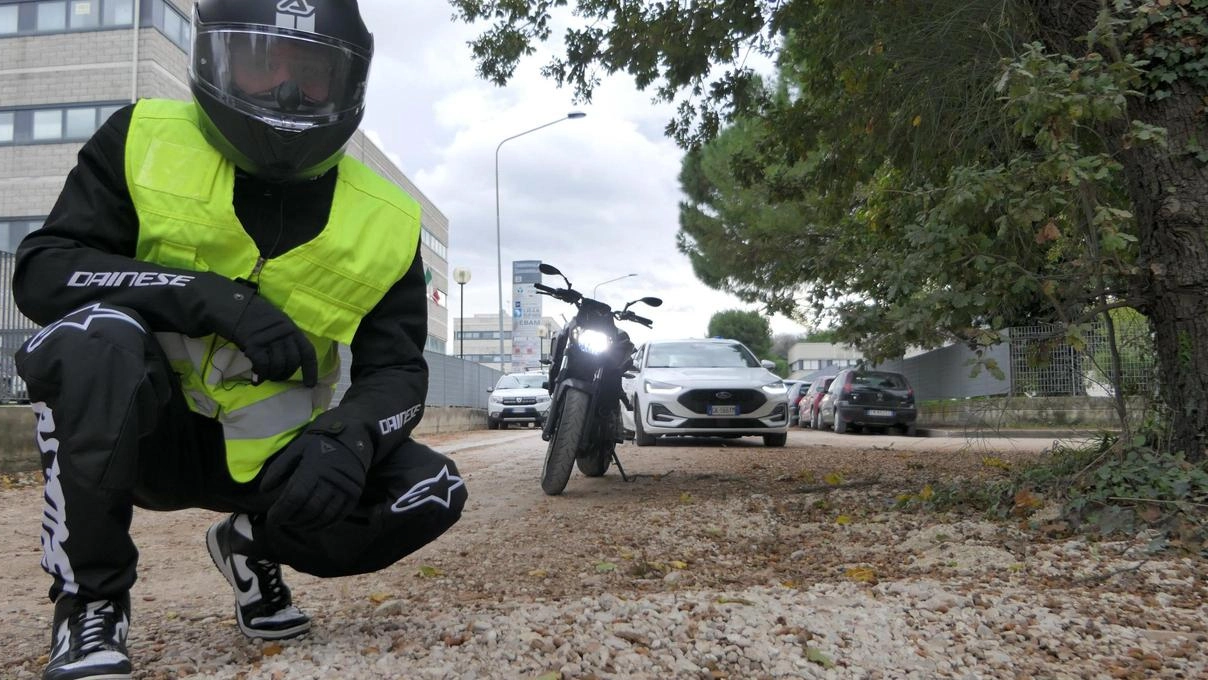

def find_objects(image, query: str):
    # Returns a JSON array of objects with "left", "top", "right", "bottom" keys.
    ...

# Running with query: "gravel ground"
[{"left": 1, "top": 429, "right": 1204, "bottom": 679}]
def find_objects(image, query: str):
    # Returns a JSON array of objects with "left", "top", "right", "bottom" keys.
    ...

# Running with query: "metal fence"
[
  {"left": 0, "top": 253, "right": 38, "bottom": 402},
  {"left": 332, "top": 345, "right": 502, "bottom": 408},
  {"left": 874, "top": 320, "right": 1158, "bottom": 401}
]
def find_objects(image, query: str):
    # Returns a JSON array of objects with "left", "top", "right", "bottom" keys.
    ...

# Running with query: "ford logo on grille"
[{"left": 716, "top": 391, "right": 733, "bottom": 399}]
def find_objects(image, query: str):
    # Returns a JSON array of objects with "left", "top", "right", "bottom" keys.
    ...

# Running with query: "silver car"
[
  {"left": 487, "top": 372, "right": 553, "bottom": 429},
  {"left": 621, "top": 338, "right": 790, "bottom": 447}
]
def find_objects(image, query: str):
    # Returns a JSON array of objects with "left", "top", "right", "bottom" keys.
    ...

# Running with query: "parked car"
[
  {"left": 785, "top": 380, "right": 810, "bottom": 427},
  {"left": 817, "top": 369, "right": 917, "bottom": 435},
  {"left": 800, "top": 375, "right": 836, "bottom": 428},
  {"left": 620, "top": 338, "right": 790, "bottom": 447},
  {"left": 486, "top": 372, "right": 552, "bottom": 429}
]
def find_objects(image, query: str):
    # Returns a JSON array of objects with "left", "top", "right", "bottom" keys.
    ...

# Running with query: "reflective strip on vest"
[{"left": 128, "top": 99, "right": 421, "bottom": 481}]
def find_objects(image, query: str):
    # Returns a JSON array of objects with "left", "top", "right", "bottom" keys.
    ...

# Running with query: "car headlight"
[
  {"left": 761, "top": 381, "right": 788, "bottom": 395},
  {"left": 644, "top": 379, "right": 683, "bottom": 395},
  {"left": 537, "top": 395, "right": 552, "bottom": 403},
  {"left": 575, "top": 328, "right": 612, "bottom": 354}
]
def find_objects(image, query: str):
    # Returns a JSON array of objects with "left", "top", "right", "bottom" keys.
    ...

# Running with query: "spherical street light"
[{"left": 453, "top": 267, "right": 471, "bottom": 360}]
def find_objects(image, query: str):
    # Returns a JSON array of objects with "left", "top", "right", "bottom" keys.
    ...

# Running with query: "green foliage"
[
  {"left": 706, "top": 309, "right": 772, "bottom": 357},
  {"left": 901, "top": 432, "right": 1208, "bottom": 550},
  {"left": 1122, "top": 0, "right": 1208, "bottom": 101}
]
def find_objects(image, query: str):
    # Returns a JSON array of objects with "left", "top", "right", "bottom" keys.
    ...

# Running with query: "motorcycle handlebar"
[
  {"left": 630, "top": 313, "right": 653, "bottom": 327},
  {"left": 533, "top": 283, "right": 557, "bottom": 294}
]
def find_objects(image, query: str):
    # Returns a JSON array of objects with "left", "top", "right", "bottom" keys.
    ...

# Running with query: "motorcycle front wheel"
[{"left": 541, "top": 387, "right": 590, "bottom": 495}]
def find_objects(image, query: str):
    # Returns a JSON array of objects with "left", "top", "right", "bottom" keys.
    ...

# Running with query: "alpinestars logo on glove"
[{"left": 390, "top": 466, "right": 464, "bottom": 514}]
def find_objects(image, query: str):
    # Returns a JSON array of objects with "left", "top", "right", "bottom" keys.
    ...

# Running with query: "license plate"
[
  {"left": 866, "top": 409, "right": 894, "bottom": 417},
  {"left": 708, "top": 404, "right": 739, "bottom": 416}
]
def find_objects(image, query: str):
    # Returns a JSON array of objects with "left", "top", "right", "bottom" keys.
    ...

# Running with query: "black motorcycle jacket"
[{"left": 12, "top": 104, "right": 430, "bottom": 460}]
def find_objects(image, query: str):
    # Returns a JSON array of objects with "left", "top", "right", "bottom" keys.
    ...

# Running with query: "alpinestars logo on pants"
[
  {"left": 25, "top": 303, "right": 144, "bottom": 353},
  {"left": 390, "top": 466, "right": 464, "bottom": 514}
]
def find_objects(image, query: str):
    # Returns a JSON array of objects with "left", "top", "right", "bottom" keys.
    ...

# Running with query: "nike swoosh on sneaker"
[{"left": 231, "top": 555, "right": 259, "bottom": 606}]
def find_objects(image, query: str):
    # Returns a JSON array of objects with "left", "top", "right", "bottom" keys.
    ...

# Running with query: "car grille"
[
  {"left": 502, "top": 397, "right": 538, "bottom": 405},
  {"left": 677, "top": 389, "right": 766, "bottom": 414},
  {"left": 677, "top": 418, "right": 771, "bottom": 429}
]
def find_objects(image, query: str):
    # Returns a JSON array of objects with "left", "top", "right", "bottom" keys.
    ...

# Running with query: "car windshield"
[
  {"left": 852, "top": 372, "right": 909, "bottom": 390},
  {"left": 646, "top": 342, "right": 760, "bottom": 368},
  {"left": 495, "top": 373, "right": 546, "bottom": 389}
]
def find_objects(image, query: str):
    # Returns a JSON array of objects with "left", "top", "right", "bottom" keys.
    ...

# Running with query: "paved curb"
[{"left": 917, "top": 427, "right": 1115, "bottom": 439}]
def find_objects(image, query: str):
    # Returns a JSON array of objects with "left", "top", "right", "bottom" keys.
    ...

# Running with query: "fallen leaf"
[
  {"left": 679, "top": 492, "right": 694, "bottom": 504},
  {"left": 806, "top": 646, "right": 835, "bottom": 668},
  {"left": 528, "top": 568, "right": 548, "bottom": 578},
  {"left": 416, "top": 565, "right": 442, "bottom": 578},
  {"left": 595, "top": 561, "right": 617, "bottom": 573},
  {"left": 835, "top": 515, "right": 853, "bottom": 526},
  {"left": 845, "top": 566, "right": 877, "bottom": 583},
  {"left": 919, "top": 484, "right": 934, "bottom": 501},
  {"left": 262, "top": 642, "right": 283, "bottom": 657},
  {"left": 368, "top": 592, "right": 392, "bottom": 604},
  {"left": 669, "top": 560, "right": 689, "bottom": 570},
  {"left": 823, "top": 472, "right": 844, "bottom": 486},
  {"left": 716, "top": 596, "right": 755, "bottom": 605}
]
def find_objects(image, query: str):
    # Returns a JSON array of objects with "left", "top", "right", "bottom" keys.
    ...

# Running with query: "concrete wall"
[
  {"left": 0, "top": 405, "right": 489, "bottom": 474},
  {"left": 918, "top": 396, "right": 1145, "bottom": 429}
]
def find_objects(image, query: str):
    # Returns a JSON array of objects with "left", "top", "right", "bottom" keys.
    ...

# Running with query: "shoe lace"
[
  {"left": 250, "top": 558, "right": 289, "bottom": 606},
  {"left": 71, "top": 602, "right": 121, "bottom": 654}
]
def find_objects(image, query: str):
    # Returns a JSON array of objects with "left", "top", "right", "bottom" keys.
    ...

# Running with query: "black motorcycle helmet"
[{"left": 188, "top": 0, "right": 373, "bottom": 182}]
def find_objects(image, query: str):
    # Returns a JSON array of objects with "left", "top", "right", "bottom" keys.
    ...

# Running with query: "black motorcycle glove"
[
  {"left": 229, "top": 293, "right": 318, "bottom": 387},
  {"left": 261, "top": 433, "right": 368, "bottom": 529}
]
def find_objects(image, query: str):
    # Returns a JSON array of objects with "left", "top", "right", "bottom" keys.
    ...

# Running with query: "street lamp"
[
  {"left": 592, "top": 273, "right": 638, "bottom": 299},
  {"left": 495, "top": 111, "right": 586, "bottom": 371},
  {"left": 536, "top": 324, "right": 549, "bottom": 362},
  {"left": 453, "top": 267, "right": 471, "bottom": 360}
]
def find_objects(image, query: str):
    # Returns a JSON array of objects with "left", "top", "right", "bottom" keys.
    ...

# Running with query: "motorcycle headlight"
[
  {"left": 761, "top": 381, "right": 788, "bottom": 395},
  {"left": 575, "top": 329, "right": 612, "bottom": 354},
  {"left": 644, "top": 379, "right": 683, "bottom": 395}
]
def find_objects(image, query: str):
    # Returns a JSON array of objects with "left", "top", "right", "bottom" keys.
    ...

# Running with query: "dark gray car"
[{"left": 818, "top": 369, "right": 918, "bottom": 435}]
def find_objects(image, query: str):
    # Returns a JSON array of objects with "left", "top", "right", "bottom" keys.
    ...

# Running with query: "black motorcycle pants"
[{"left": 16, "top": 303, "right": 467, "bottom": 604}]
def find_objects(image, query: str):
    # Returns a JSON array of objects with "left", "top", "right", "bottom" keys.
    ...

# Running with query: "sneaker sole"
[{"left": 205, "top": 522, "right": 312, "bottom": 641}]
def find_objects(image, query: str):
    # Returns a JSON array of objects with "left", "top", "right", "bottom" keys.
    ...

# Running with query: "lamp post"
[
  {"left": 592, "top": 273, "right": 638, "bottom": 299},
  {"left": 495, "top": 111, "right": 586, "bottom": 372},
  {"left": 453, "top": 267, "right": 471, "bottom": 360},
  {"left": 536, "top": 324, "right": 549, "bottom": 362}
]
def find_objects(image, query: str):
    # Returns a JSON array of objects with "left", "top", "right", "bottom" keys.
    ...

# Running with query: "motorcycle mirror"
[
  {"left": 640, "top": 297, "right": 663, "bottom": 307},
  {"left": 538, "top": 263, "right": 562, "bottom": 276}
]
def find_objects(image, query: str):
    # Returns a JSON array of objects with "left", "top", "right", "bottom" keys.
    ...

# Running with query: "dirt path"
[{"left": 1, "top": 429, "right": 1203, "bottom": 679}]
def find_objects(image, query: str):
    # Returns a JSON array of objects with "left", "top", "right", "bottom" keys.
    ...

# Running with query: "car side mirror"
[
  {"left": 760, "top": 360, "right": 775, "bottom": 370},
  {"left": 539, "top": 358, "right": 551, "bottom": 365},
  {"left": 622, "top": 372, "right": 636, "bottom": 379},
  {"left": 486, "top": 388, "right": 494, "bottom": 393},
  {"left": 542, "top": 382, "right": 550, "bottom": 391}
]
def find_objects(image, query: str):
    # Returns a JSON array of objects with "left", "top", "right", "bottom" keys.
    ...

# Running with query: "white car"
[
  {"left": 487, "top": 372, "right": 552, "bottom": 429},
  {"left": 620, "top": 338, "right": 790, "bottom": 447}
]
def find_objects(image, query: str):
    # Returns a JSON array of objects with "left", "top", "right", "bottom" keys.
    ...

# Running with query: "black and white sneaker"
[
  {"left": 44, "top": 594, "right": 131, "bottom": 680},
  {"left": 206, "top": 513, "right": 311, "bottom": 640}
]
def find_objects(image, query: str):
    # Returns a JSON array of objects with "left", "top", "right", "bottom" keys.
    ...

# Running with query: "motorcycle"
[{"left": 534, "top": 263, "right": 662, "bottom": 495}]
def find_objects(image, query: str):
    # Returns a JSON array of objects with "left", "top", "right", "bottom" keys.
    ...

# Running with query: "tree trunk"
[
  {"left": 1031, "top": 0, "right": 1208, "bottom": 461},
  {"left": 1121, "top": 81, "right": 1208, "bottom": 462}
]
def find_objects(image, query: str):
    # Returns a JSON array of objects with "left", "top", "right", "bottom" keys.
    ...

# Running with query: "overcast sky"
[{"left": 355, "top": 3, "right": 808, "bottom": 347}]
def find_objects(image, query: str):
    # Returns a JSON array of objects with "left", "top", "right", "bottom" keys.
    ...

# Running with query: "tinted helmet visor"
[{"left": 191, "top": 28, "right": 369, "bottom": 131}]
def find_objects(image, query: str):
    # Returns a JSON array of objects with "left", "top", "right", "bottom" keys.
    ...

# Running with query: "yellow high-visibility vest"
[{"left": 125, "top": 98, "right": 421, "bottom": 481}]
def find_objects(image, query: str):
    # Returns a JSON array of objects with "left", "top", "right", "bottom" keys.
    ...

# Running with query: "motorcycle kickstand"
[{"left": 611, "top": 451, "right": 634, "bottom": 482}]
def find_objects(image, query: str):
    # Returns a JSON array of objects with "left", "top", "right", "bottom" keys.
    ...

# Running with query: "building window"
[
  {"left": 420, "top": 228, "right": 447, "bottom": 260},
  {"left": 0, "top": 0, "right": 164, "bottom": 36},
  {"left": 0, "top": 218, "right": 44, "bottom": 254},
  {"left": 69, "top": 0, "right": 100, "bottom": 29},
  {"left": 0, "top": 5, "right": 19, "bottom": 34},
  {"left": 64, "top": 107, "right": 95, "bottom": 138},
  {"left": 0, "top": 102, "right": 126, "bottom": 146},
  {"left": 32, "top": 109, "right": 62, "bottom": 141},
  {"left": 101, "top": 0, "right": 132, "bottom": 26},
  {"left": 36, "top": 1, "right": 67, "bottom": 31}
]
